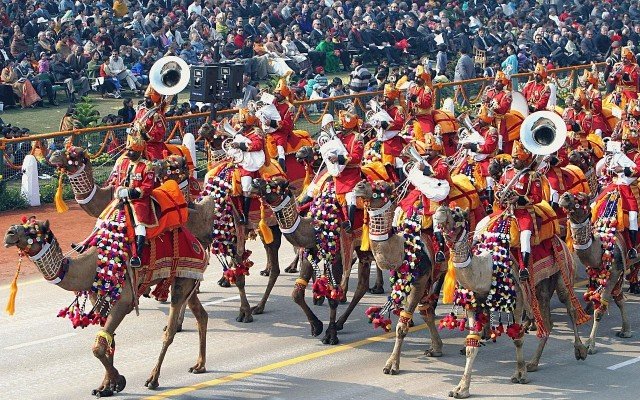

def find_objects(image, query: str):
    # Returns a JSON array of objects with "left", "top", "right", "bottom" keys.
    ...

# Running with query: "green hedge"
[{"left": 0, "top": 187, "right": 29, "bottom": 212}]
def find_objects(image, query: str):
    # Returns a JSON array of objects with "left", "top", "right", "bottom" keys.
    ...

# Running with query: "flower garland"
[
  {"left": 363, "top": 140, "right": 383, "bottom": 163},
  {"left": 365, "top": 206, "right": 424, "bottom": 332},
  {"left": 199, "top": 166, "right": 253, "bottom": 282},
  {"left": 309, "top": 181, "right": 343, "bottom": 300},
  {"left": 584, "top": 196, "right": 618, "bottom": 311},
  {"left": 58, "top": 209, "right": 130, "bottom": 328}
]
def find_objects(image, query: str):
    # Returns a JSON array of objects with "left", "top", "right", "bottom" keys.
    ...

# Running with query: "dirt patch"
[{"left": 0, "top": 204, "right": 96, "bottom": 285}]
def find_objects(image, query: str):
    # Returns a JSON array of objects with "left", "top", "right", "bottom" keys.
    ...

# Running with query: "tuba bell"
[
  {"left": 149, "top": 56, "right": 191, "bottom": 96},
  {"left": 519, "top": 111, "right": 567, "bottom": 155}
]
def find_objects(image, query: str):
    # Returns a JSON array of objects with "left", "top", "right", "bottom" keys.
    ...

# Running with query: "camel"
[
  {"left": 250, "top": 177, "right": 375, "bottom": 344},
  {"left": 433, "top": 205, "right": 588, "bottom": 399},
  {"left": 559, "top": 192, "right": 634, "bottom": 354},
  {"left": 48, "top": 147, "right": 292, "bottom": 322},
  {"left": 353, "top": 180, "right": 448, "bottom": 375},
  {"left": 4, "top": 218, "right": 208, "bottom": 394}
]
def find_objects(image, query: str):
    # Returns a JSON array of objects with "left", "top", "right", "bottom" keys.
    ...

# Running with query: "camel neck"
[
  {"left": 450, "top": 229, "right": 472, "bottom": 265},
  {"left": 270, "top": 195, "right": 301, "bottom": 234},
  {"left": 67, "top": 162, "right": 97, "bottom": 202},
  {"left": 29, "top": 240, "right": 96, "bottom": 291},
  {"left": 569, "top": 218, "right": 593, "bottom": 250}
]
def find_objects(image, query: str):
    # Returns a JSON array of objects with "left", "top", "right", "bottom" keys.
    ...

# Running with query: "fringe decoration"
[
  {"left": 259, "top": 201, "right": 274, "bottom": 244},
  {"left": 55, "top": 173, "right": 69, "bottom": 213},
  {"left": 442, "top": 258, "right": 456, "bottom": 304},
  {"left": 5, "top": 254, "right": 21, "bottom": 316}
]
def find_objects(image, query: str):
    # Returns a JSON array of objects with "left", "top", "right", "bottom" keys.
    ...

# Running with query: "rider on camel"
[
  {"left": 132, "top": 85, "right": 169, "bottom": 161},
  {"left": 408, "top": 65, "right": 435, "bottom": 141},
  {"left": 497, "top": 140, "right": 544, "bottom": 282},
  {"left": 269, "top": 74, "right": 295, "bottom": 172},
  {"left": 522, "top": 63, "right": 551, "bottom": 113},
  {"left": 109, "top": 133, "right": 158, "bottom": 267},
  {"left": 478, "top": 70, "right": 513, "bottom": 153},
  {"left": 606, "top": 46, "right": 640, "bottom": 108},
  {"left": 575, "top": 67, "right": 612, "bottom": 138}
]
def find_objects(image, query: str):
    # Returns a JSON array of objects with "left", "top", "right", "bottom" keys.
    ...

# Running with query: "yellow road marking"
[
  {"left": 575, "top": 279, "right": 588, "bottom": 287},
  {"left": 1, "top": 277, "right": 44, "bottom": 290},
  {"left": 144, "top": 324, "right": 427, "bottom": 400}
]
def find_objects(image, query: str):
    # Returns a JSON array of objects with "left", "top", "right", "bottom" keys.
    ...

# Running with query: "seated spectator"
[
  {"left": 10, "top": 26, "right": 29, "bottom": 58},
  {"left": 51, "top": 53, "right": 90, "bottom": 101},
  {"left": 0, "top": 60, "right": 41, "bottom": 108},
  {"left": 38, "top": 52, "right": 51, "bottom": 74},
  {"left": 107, "top": 49, "right": 142, "bottom": 93},
  {"left": 98, "top": 57, "right": 122, "bottom": 98},
  {"left": 282, "top": 31, "right": 311, "bottom": 76},
  {"left": 180, "top": 42, "right": 199, "bottom": 65},
  {"left": 264, "top": 32, "right": 295, "bottom": 76},
  {"left": 348, "top": 55, "right": 371, "bottom": 94},
  {"left": 315, "top": 31, "right": 341, "bottom": 73},
  {"left": 313, "top": 66, "right": 328, "bottom": 88},
  {"left": 15, "top": 54, "right": 57, "bottom": 106},
  {"left": 117, "top": 98, "right": 136, "bottom": 123}
]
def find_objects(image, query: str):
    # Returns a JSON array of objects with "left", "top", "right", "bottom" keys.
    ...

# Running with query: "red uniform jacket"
[
  {"left": 522, "top": 81, "right": 551, "bottom": 111},
  {"left": 427, "top": 155, "right": 450, "bottom": 181},
  {"left": 238, "top": 127, "right": 265, "bottom": 177},
  {"left": 609, "top": 63, "right": 640, "bottom": 97},
  {"left": 498, "top": 166, "right": 543, "bottom": 231},
  {"left": 409, "top": 85, "right": 435, "bottom": 134},
  {"left": 109, "top": 157, "right": 157, "bottom": 226},
  {"left": 385, "top": 104, "right": 405, "bottom": 132},
  {"left": 134, "top": 107, "right": 168, "bottom": 160},
  {"left": 484, "top": 88, "right": 512, "bottom": 150},
  {"left": 456, "top": 124, "right": 498, "bottom": 180},
  {"left": 598, "top": 150, "right": 640, "bottom": 212},
  {"left": 574, "top": 110, "right": 609, "bottom": 137},
  {"left": 562, "top": 107, "right": 577, "bottom": 131},
  {"left": 334, "top": 131, "right": 364, "bottom": 194},
  {"left": 270, "top": 101, "right": 294, "bottom": 148}
]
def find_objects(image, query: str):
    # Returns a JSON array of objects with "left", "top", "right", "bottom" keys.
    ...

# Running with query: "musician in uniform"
[
  {"left": 230, "top": 108, "right": 266, "bottom": 224},
  {"left": 522, "top": 64, "right": 551, "bottom": 113},
  {"left": 329, "top": 111, "right": 364, "bottom": 233},
  {"left": 108, "top": 134, "right": 158, "bottom": 267},
  {"left": 268, "top": 75, "right": 295, "bottom": 171},
  {"left": 606, "top": 47, "right": 640, "bottom": 108},
  {"left": 382, "top": 83, "right": 405, "bottom": 133},
  {"left": 564, "top": 97, "right": 605, "bottom": 164},
  {"left": 132, "top": 85, "right": 169, "bottom": 160},
  {"left": 416, "top": 132, "right": 450, "bottom": 262},
  {"left": 605, "top": 41, "right": 622, "bottom": 94},
  {"left": 497, "top": 140, "right": 544, "bottom": 281},
  {"left": 408, "top": 65, "right": 435, "bottom": 139},
  {"left": 479, "top": 71, "right": 512, "bottom": 153},
  {"left": 575, "top": 68, "right": 612, "bottom": 138}
]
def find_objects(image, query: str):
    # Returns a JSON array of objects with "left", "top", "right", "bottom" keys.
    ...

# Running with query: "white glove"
[{"left": 116, "top": 187, "right": 129, "bottom": 199}]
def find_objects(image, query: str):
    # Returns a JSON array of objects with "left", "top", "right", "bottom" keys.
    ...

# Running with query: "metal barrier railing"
[{"left": 0, "top": 62, "right": 605, "bottom": 201}]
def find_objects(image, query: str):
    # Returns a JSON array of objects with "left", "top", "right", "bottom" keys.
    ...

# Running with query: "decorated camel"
[
  {"left": 4, "top": 216, "right": 208, "bottom": 394},
  {"left": 251, "top": 176, "right": 375, "bottom": 344},
  {"left": 432, "top": 204, "right": 589, "bottom": 398},
  {"left": 352, "top": 180, "right": 448, "bottom": 374},
  {"left": 559, "top": 192, "right": 635, "bottom": 353}
]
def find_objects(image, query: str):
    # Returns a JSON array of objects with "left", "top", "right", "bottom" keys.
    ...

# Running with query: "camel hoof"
[
  {"left": 251, "top": 304, "right": 265, "bottom": 315},
  {"left": 616, "top": 331, "right": 633, "bottom": 338},
  {"left": 144, "top": 379, "right": 159, "bottom": 390},
  {"left": 448, "top": 388, "right": 470, "bottom": 398},
  {"left": 259, "top": 269, "right": 270, "bottom": 276},
  {"left": 574, "top": 344, "right": 588, "bottom": 360},
  {"left": 284, "top": 266, "right": 298, "bottom": 273},
  {"left": 313, "top": 296, "right": 325, "bottom": 306},
  {"left": 526, "top": 363, "right": 539, "bottom": 372},
  {"left": 335, "top": 320, "right": 345, "bottom": 331},
  {"left": 424, "top": 348, "right": 443, "bottom": 357},
  {"left": 236, "top": 312, "right": 253, "bottom": 323},
  {"left": 188, "top": 365, "right": 206, "bottom": 374},
  {"left": 93, "top": 389, "right": 114, "bottom": 398},
  {"left": 217, "top": 277, "right": 231, "bottom": 288},
  {"left": 310, "top": 319, "right": 324, "bottom": 337},
  {"left": 330, "top": 336, "right": 340, "bottom": 345},
  {"left": 587, "top": 347, "right": 598, "bottom": 355},
  {"left": 382, "top": 366, "right": 398, "bottom": 375},
  {"left": 114, "top": 375, "right": 126, "bottom": 393},
  {"left": 511, "top": 373, "right": 529, "bottom": 384},
  {"left": 369, "top": 285, "right": 385, "bottom": 294}
]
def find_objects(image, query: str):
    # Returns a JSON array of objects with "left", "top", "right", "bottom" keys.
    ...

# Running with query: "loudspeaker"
[
  {"left": 216, "top": 62, "right": 244, "bottom": 100},
  {"left": 190, "top": 65, "right": 218, "bottom": 102}
]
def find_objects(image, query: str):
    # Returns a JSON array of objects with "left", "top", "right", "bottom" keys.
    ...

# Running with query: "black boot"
[
  {"left": 240, "top": 196, "right": 252, "bottom": 225},
  {"left": 519, "top": 252, "right": 530, "bottom": 282},
  {"left": 278, "top": 157, "right": 287, "bottom": 173},
  {"left": 485, "top": 188, "right": 495, "bottom": 214},
  {"left": 343, "top": 205, "right": 356, "bottom": 233},
  {"left": 71, "top": 242, "right": 88, "bottom": 254},
  {"left": 629, "top": 230, "right": 638, "bottom": 259},
  {"left": 130, "top": 235, "right": 146, "bottom": 268},
  {"left": 395, "top": 167, "right": 405, "bottom": 182},
  {"left": 434, "top": 231, "right": 446, "bottom": 263}
]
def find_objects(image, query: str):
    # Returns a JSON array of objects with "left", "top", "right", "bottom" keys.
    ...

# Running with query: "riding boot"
[
  {"left": 342, "top": 205, "right": 356, "bottom": 233},
  {"left": 395, "top": 167, "right": 405, "bottom": 182},
  {"left": 434, "top": 231, "right": 446, "bottom": 263},
  {"left": 240, "top": 196, "right": 252, "bottom": 225},
  {"left": 130, "top": 235, "right": 146, "bottom": 268},
  {"left": 485, "top": 188, "right": 495, "bottom": 214},
  {"left": 519, "top": 252, "right": 530, "bottom": 282},
  {"left": 629, "top": 230, "right": 638, "bottom": 259},
  {"left": 278, "top": 157, "right": 287, "bottom": 173}
]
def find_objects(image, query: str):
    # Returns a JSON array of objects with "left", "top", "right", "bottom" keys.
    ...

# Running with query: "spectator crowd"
[{"left": 0, "top": 0, "right": 637, "bottom": 110}]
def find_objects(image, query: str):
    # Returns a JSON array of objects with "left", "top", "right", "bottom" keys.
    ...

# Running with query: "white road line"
[
  {"left": 607, "top": 356, "right": 640, "bottom": 370},
  {"left": 4, "top": 332, "right": 77, "bottom": 351},
  {"left": 202, "top": 294, "right": 254, "bottom": 307}
]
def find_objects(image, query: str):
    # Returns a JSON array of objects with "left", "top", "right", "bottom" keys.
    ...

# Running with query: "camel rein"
[
  {"left": 271, "top": 194, "right": 301, "bottom": 234},
  {"left": 367, "top": 200, "right": 394, "bottom": 241}
]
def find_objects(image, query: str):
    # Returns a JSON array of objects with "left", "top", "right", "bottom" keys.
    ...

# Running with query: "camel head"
[
  {"left": 568, "top": 149, "right": 589, "bottom": 170},
  {"left": 48, "top": 146, "right": 89, "bottom": 175},
  {"left": 558, "top": 191, "right": 591, "bottom": 223},
  {"left": 433, "top": 204, "right": 468, "bottom": 242},
  {"left": 488, "top": 156, "right": 510, "bottom": 182},
  {"left": 198, "top": 122, "right": 225, "bottom": 149},
  {"left": 153, "top": 155, "right": 188, "bottom": 184},
  {"left": 353, "top": 180, "right": 394, "bottom": 209},
  {"left": 4, "top": 216, "right": 52, "bottom": 257},
  {"left": 295, "top": 145, "right": 318, "bottom": 164},
  {"left": 250, "top": 177, "right": 291, "bottom": 206}
]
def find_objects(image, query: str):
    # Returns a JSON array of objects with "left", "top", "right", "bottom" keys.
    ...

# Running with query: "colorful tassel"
[
  {"left": 259, "top": 201, "right": 274, "bottom": 244},
  {"left": 442, "top": 258, "right": 457, "bottom": 304},
  {"left": 360, "top": 223, "right": 370, "bottom": 251},
  {"left": 5, "top": 256, "right": 21, "bottom": 316},
  {"left": 54, "top": 174, "right": 68, "bottom": 213}
]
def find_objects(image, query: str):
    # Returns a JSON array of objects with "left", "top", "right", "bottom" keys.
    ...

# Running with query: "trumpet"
[{"left": 401, "top": 141, "right": 429, "bottom": 177}]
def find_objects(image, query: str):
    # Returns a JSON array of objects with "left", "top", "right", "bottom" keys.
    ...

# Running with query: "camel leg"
[
  {"left": 614, "top": 291, "right": 632, "bottom": 338},
  {"left": 525, "top": 280, "right": 553, "bottom": 372},
  {"left": 421, "top": 305, "right": 444, "bottom": 358},
  {"left": 554, "top": 273, "right": 588, "bottom": 362},
  {"left": 449, "top": 310, "right": 482, "bottom": 399},
  {"left": 383, "top": 273, "right": 429, "bottom": 375},
  {"left": 323, "top": 260, "right": 344, "bottom": 345},
  {"left": 370, "top": 264, "right": 385, "bottom": 294},
  {"left": 339, "top": 252, "right": 352, "bottom": 303},
  {"left": 510, "top": 292, "right": 528, "bottom": 385},
  {"left": 187, "top": 290, "right": 208, "bottom": 374},
  {"left": 91, "top": 286, "right": 134, "bottom": 396},
  {"left": 292, "top": 256, "right": 323, "bottom": 337},
  {"left": 336, "top": 253, "right": 371, "bottom": 331},
  {"left": 285, "top": 248, "right": 301, "bottom": 273},
  {"left": 234, "top": 274, "right": 253, "bottom": 323},
  {"left": 586, "top": 265, "right": 622, "bottom": 354},
  {"left": 253, "top": 230, "right": 282, "bottom": 315},
  {"left": 146, "top": 278, "right": 197, "bottom": 390}
]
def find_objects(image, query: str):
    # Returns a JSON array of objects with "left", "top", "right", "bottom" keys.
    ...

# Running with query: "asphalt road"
[{"left": 2, "top": 240, "right": 640, "bottom": 400}]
